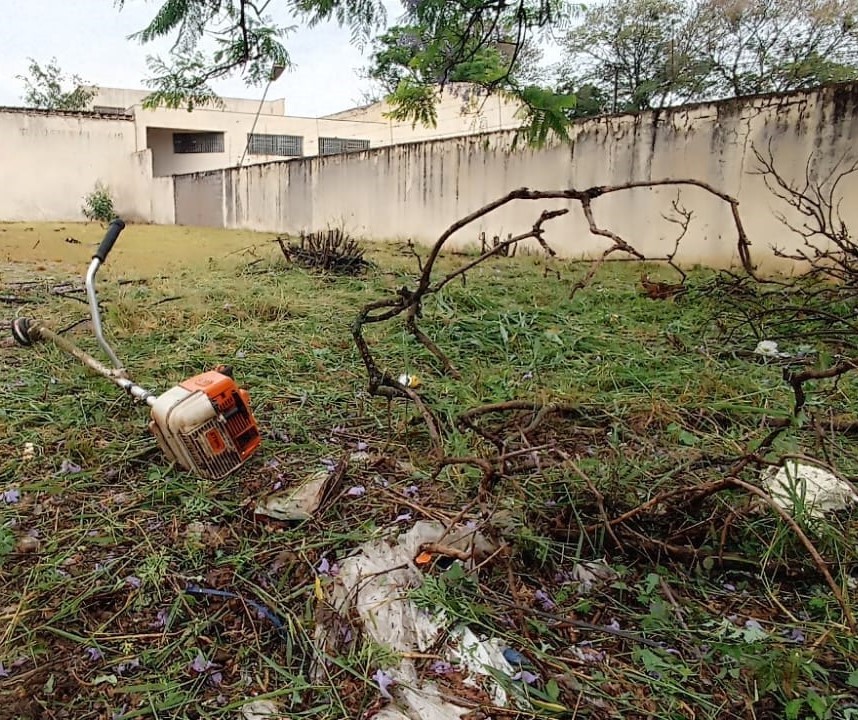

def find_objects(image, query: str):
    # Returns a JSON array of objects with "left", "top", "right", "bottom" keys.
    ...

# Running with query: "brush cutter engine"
[
  {"left": 10, "top": 219, "right": 261, "bottom": 480},
  {"left": 149, "top": 368, "right": 260, "bottom": 479}
]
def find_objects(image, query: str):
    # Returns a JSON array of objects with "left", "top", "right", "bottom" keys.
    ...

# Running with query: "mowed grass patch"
[{"left": 1, "top": 222, "right": 857, "bottom": 720}]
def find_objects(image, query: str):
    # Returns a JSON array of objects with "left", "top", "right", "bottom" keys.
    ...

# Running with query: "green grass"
[{"left": 1, "top": 223, "right": 857, "bottom": 720}]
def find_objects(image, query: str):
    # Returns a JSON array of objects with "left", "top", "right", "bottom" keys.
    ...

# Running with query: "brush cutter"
[{"left": 10, "top": 219, "right": 261, "bottom": 479}]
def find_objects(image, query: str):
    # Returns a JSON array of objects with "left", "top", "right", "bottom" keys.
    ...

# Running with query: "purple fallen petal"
[
  {"left": 190, "top": 652, "right": 213, "bottom": 674},
  {"left": 788, "top": 628, "right": 806, "bottom": 644},
  {"left": 356, "top": 441, "right": 369, "bottom": 452},
  {"left": 346, "top": 485, "right": 366, "bottom": 498},
  {"left": 745, "top": 619, "right": 764, "bottom": 632},
  {"left": 394, "top": 512, "right": 412, "bottom": 523},
  {"left": 125, "top": 575, "right": 142, "bottom": 589},
  {"left": 606, "top": 618, "right": 621, "bottom": 631},
  {"left": 2, "top": 488, "right": 20, "bottom": 504},
  {"left": 84, "top": 647, "right": 103, "bottom": 662},
  {"left": 534, "top": 589, "right": 555, "bottom": 611},
  {"left": 272, "top": 481, "right": 283, "bottom": 491},
  {"left": 208, "top": 671, "right": 223, "bottom": 687},
  {"left": 265, "top": 459, "right": 281, "bottom": 470},
  {"left": 317, "top": 557, "right": 331, "bottom": 575},
  {"left": 403, "top": 485, "right": 420, "bottom": 498},
  {"left": 114, "top": 658, "right": 140, "bottom": 675},
  {"left": 431, "top": 660, "right": 454, "bottom": 675},
  {"left": 0, "top": 662, "right": 8, "bottom": 678},
  {"left": 60, "top": 459, "right": 82, "bottom": 474},
  {"left": 513, "top": 670, "right": 539, "bottom": 685},
  {"left": 503, "top": 648, "right": 527, "bottom": 666},
  {"left": 374, "top": 668, "right": 395, "bottom": 699},
  {"left": 321, "top": 458, "right": 337, "bottom": 471}
]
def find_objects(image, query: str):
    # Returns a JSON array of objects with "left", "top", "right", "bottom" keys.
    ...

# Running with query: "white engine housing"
[{"left": 148, "top": 385, "right": 245, "bottom": 479}]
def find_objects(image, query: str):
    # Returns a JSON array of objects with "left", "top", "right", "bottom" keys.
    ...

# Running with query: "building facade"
[{"left": 91, "top": 85, "right": 524, "bottom": 177}]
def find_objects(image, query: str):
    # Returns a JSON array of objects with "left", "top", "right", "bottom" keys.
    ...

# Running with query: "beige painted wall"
[
  {"left": 0, "top": 109, "right": 174, "bottom": 224},
  {"left": 180, "top": 83, "right": 858, "bottom": 271},
  {"left": 321, "top": 85, "right": 524, "bottom": 143},
  {"left": 94, "top": 87, "right": 286, "bottom": 115}
]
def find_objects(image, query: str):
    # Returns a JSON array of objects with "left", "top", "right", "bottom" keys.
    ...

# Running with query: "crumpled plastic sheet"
[
  {"left": 313, "top": 520, "right": 518, "bottom": 720},
  {"left": 762, "top": 460, "right": 858, "bottom": 520}
]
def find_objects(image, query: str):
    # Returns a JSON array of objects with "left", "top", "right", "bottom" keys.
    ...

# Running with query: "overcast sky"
[{"left": 0, "top": 0, "right": 405, "bottom": 117}]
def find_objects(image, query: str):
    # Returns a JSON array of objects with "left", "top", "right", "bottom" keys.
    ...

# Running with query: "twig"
[{"left": 150, "top": 295, "right": 184, "bottom": 307}]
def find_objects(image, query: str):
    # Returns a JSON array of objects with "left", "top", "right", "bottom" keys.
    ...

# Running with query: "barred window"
[
  {"left": 319, "top": 137, "right": 371, "bottom": 155},
  {"left": 173, "top": 132, "right": 224, "bottom": 154},
  {"left": 247, "top": 133, "right": 303, "bottom": 157}
]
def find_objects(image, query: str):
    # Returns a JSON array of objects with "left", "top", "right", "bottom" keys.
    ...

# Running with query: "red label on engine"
[{"left": 206, "top": 429, "right": 226, "bottom": 454}]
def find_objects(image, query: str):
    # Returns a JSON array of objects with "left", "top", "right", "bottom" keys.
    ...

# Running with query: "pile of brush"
[{"left": 276, "top": 229, "right": 371, "bottom": 275}]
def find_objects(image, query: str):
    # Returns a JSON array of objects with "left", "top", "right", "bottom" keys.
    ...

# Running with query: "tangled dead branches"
[
  {"left": 755, "top": 141, "right": 858, "bottom": 286},
  {"left": 351, "top": 179, "right": 755, "bottom": 452},
  {"left": 277, "top": 228, "right": 370, "bottom": 275}
]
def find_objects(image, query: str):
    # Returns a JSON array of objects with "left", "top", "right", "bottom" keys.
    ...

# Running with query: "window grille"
[
  {"left": 247, "top": 133, "right": 303, "bottom": 157},
  {"left": 319, "top": 137, "right": 370, "bottom": 155},
  {"left": 173, "top": 132, "right": 225, "bottom": 154}
]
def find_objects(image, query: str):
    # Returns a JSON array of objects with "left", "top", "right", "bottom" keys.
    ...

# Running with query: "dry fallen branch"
[{"left": 785, "top": 359, "right": 858, "bottom": 417}]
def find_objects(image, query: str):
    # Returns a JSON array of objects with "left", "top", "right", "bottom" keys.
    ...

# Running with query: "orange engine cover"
[{"left": 180, "top": 371, "right": 261, "bottom": 461}]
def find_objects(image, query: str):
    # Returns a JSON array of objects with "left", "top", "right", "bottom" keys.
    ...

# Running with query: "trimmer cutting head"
[
  {"left": 10, "top": 220, "right": 261, "bottom": 479},
  {"left": 11, "top": 317, "right": 33, "bottom": 346}
]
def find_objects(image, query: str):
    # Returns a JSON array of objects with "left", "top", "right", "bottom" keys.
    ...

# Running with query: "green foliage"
[
  {"left": 694, "top": 0, "right": 858, "bottom": 96},
  {"left": 119, "top": 0, "right": 858, "bottom": 147},
  {"left": 558, "top": 0, "right": 858, "bottom": 112},
  {"left": 118, "top": 0, "right": 295, "bottom": 110},
  {"left": 559, "top": 0, "right": 707, "bottom": 112},
  {"left": 17, "top": 57, "right": 97, "bottom": 111},
  {"left": 121, "top": 0, "right": 582, "bottom": 144},
  {"left": 81, "top": 183, "right": 116, "bottom": 223},
  {"left": 512, "top": 86, "right": 578, "bottom": 146},
  {"left": 0, "top": 525, "right": 14, "bottom": 559}
]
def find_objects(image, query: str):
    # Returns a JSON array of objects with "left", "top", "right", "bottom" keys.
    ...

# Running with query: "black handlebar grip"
[{"left": 93, "top": 218, "right": 126, "bottom": 263}]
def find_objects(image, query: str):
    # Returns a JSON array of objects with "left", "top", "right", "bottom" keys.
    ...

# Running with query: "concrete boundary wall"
[
  {"left": 173, "top": 84, "right": 858, "bottom": 270},
  {"left": 0, "top": 108, "right": 174, "bottom": 224}
]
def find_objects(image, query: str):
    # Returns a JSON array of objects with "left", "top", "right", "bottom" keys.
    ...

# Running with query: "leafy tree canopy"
[
  {"left": 557, "top": 0, "right": 858, "bottom": 114},
  {"left": 17, "top": 57, "right": 98, "bottom": 111},
  {"left": 119, "top": 0, "right": 582, "bottom": 142},
  {"left": 120, "top": 0, "right": 858, "bottom": 144}
]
